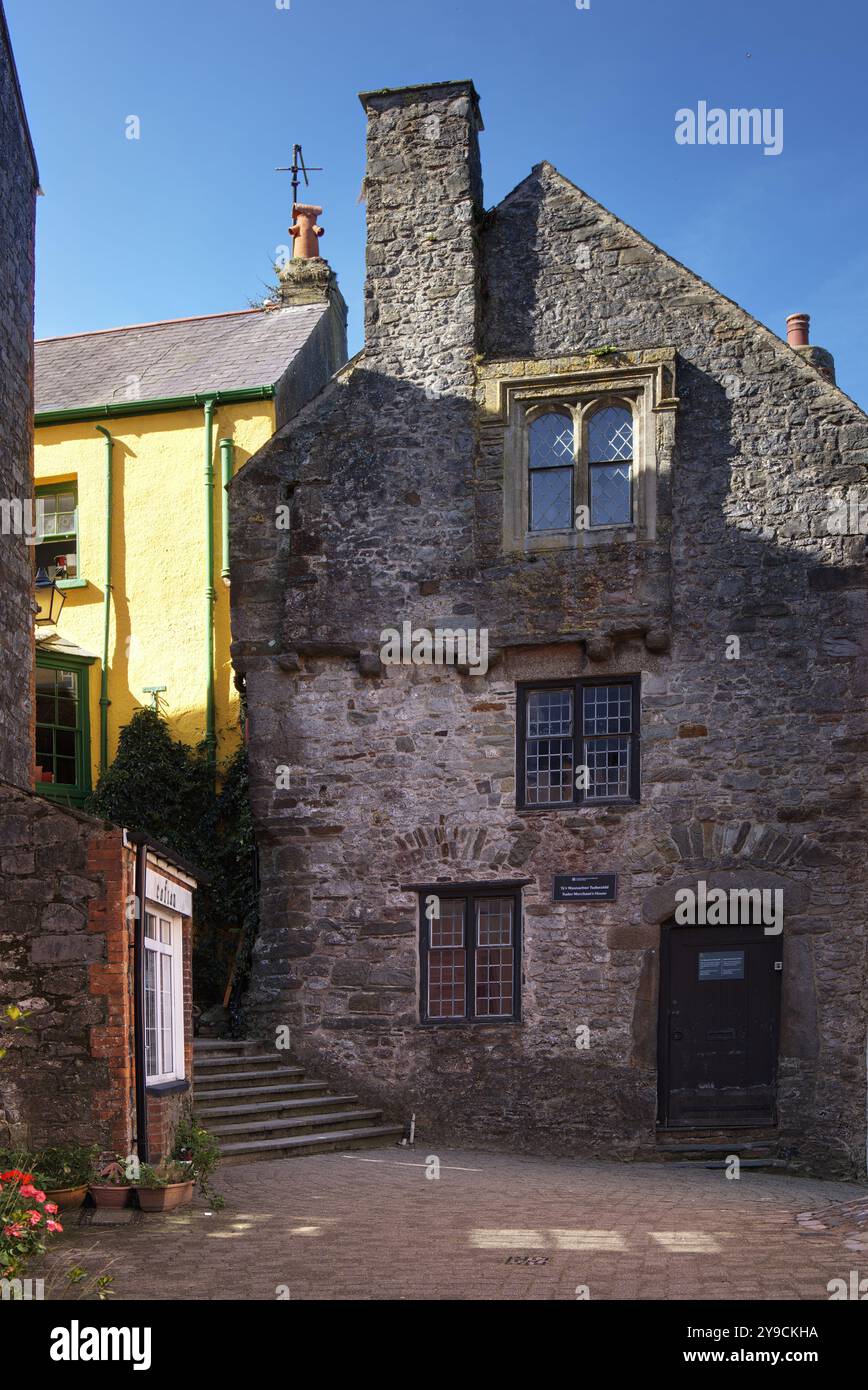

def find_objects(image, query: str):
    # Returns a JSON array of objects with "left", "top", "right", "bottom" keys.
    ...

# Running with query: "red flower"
[
  {"left": 19, "top": 1183, "right": 46, "bottom": 1202},
  {"left": 0, "top": 1170, "right": 32, "bottom": 1184},
  {"left": 25, "top": 1209, "right": 42, "bottom": 1226},
  {"left": 3, "top": 1222, "right": 25, "bottom": 1238},
  {"left": 44, "top": 1202, "right": 59, "bottom": 1215},
  {"left": 46, "top": 1219, "right": 63, "bottom": 1234}
]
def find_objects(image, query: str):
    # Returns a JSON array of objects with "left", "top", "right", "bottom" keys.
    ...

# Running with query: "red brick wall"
[{"left": 87, "top": 836, "right": 135, "bottom": 1155}]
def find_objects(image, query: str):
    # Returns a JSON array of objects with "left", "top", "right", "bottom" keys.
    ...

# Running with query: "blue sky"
[{"left": 7, "top": 0, "right": 868, "bottom": 407}]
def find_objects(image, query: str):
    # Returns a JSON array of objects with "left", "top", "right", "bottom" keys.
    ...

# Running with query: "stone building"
[
  {"left": 0, "top": 0, "right": 39, "bottom": 786},
  {"left": 231, "top": 80, "right": 867, "bottom": 1175},
  {"left": 0, "top": 5, "right": 198, "bottom": 1163}
]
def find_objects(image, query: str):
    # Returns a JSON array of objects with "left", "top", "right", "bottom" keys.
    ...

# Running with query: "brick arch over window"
[{"left": 392, "top": 823, "right": 506, "bottom": 879}]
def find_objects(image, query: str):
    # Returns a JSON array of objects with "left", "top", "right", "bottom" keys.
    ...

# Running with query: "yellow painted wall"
[{"left": 34, "top": 401, "right": 275, "bottom": 783}]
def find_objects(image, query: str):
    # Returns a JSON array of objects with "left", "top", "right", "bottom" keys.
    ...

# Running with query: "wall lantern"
[{"left": 34, "top": 566, "right": 66, "bottom": 626}]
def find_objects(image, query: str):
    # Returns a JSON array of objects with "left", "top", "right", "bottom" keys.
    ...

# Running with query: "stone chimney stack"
[
  {"left": 358, "top": 80, "right": 484, "bottom": 394},
  {"left": 786, "top": 312, "right": 836, "bottom": 384}
]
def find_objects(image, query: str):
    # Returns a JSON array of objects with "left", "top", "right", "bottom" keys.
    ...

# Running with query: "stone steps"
[
  {"left": 195, "top": 1080, "right": 330, "bottom": 1105},
  {"left": 195, "top": 1066, "right": 307, "bottom": 1089},
  {"left": 656, "top": 1128, "right": 782, "bottom": 1169},
  {"left": 208, "top": 1109, "right": 385, "bottom": 1143},
  {"left": 195, "top": 1093, "right": 363, "bottom": 1121},
  {"left": 193, "top": 1038, "right": 403, "bottom": 1165},
  {"left": 216, "top": 1125, "right": 406, "bottom": 1165}
]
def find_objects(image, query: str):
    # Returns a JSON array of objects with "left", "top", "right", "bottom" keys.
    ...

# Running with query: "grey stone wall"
[
  {"left": 0, "top": 15, "right": 37, "bottom": 787},
  {"left": 231, "top": 83, "right": 867, "bottom": 1176}
]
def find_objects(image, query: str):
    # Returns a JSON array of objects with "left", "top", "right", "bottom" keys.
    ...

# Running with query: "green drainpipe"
[
  {"left": 203, "top": 400, "right": 217, "bottom": 776},
  {"left": 219, "top": 438, "right": 234, "bottom": 586},
  {"left": 95, "top": 425, "right": 114, "bottom": 775}
]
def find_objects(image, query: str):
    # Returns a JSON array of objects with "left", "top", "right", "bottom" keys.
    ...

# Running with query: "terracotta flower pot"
[
  {"left": 89, "top": 1184, "right": 130, "bottom": 1209},
  {"left": 135, "top": 1180, "right": 194, "bottom": 1213},
  {"left": 44, "top": 1183, "right": 88, "bottom": 1211}
]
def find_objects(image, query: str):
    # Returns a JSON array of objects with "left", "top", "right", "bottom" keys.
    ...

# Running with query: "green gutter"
[
  {"left": 35, "top": 385, "right": 274, "bottom": 429},
  {"left": 95, "top": 426, "right": 114, "bottom": 775},
  {"left": 203, "top": 401, "right": 217, "bottom": 777},
  {"left": 219, "top": 438, "right": 234, "bottom": 586}
]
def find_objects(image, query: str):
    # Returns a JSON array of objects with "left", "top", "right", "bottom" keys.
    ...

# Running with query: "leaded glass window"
[
  {"left": 528, "top": 411, "right": 574, "bottom": 531},
  {"left": 421, "top": 890, "right": 521, "bottom": 1022},
  {"left": 518, "top": 678, "right": 640, "bottom": 808},
  {"left": 587, "top": 405, "right": 633, "bottom": 525},
  {"left": 582, "top": 683, "right": 634, "bottom": 801},
  {"left": 523, "top": 688, "right": 574, "bottom": 806}
]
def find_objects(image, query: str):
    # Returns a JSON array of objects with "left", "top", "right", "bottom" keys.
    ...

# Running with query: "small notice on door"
[
  {"left": 553, "top": 873, "right": 617, "bottom": 903},
  {"left": 698, "top": 950, "right": 745, "bottom": 981}
]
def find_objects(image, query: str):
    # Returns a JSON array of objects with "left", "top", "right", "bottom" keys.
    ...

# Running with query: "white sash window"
[{"left": 143, "top": 907, "right": 184, "bottom": 1084}]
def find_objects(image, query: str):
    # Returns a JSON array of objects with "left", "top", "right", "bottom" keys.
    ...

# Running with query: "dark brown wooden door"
[{"left": 659, "top": 925, "right": 782, "bottom": 1128}]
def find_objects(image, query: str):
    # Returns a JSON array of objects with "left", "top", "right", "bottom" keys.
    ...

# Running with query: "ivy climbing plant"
[{"left": 86, "top": 708, "right": 259, "bottom": 1012}]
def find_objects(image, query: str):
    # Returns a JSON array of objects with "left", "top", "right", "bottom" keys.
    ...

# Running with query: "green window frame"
[
  {"left": 35, "top": 654, "right": 93, "bottom": 805},
  {"left": 35, "top": 482, "right": 81, "bottom": 587}
]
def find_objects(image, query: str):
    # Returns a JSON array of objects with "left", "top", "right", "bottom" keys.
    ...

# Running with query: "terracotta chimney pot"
[
  {"left": 786, "top": 313, "right": 810, "bottom": 348},
  {"left": 289, "top": 203, "right": 324, "bottom": 260}
]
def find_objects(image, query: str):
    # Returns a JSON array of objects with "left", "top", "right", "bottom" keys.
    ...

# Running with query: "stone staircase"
[
  {"left": 655, "top": 1126, "right": 787, "bottom": 1170},
  {"left": 193, "top": 1038, "right": 404, "bottom": 1165}
]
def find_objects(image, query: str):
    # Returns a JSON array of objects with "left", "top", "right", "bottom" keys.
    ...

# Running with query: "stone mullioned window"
[{"left": 476, "top": 349, "right": 678, "bottom": 556}]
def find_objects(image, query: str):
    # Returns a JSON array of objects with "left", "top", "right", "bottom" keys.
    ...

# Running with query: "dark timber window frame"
[
  {"left": 516, "top": 675, "right": 641, "bottom": 811},
  {"left": 414, "top": 883, "right": 524, "bottom": 1025}
]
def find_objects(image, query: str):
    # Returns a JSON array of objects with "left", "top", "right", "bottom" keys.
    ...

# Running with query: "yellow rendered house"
[{"left": 32, "top": 248, "right": 346, "bottom": 802}]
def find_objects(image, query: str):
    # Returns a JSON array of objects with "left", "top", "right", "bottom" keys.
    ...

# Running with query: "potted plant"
[
  {"left": 134, "top": 1160, "right": 194, "bottom": 1213},
  {"left": 171, "top": 1114, "right": 223, "bottom": 1209},
  {"left": 30, "top": 1143, "right": 96, "bottom": 1211},
  {"left": 88, "top": 1153, "right": 132, "bottom": 1209}
]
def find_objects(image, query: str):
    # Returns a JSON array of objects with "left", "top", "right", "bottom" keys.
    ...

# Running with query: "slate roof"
[{"left": 35, "top": 303, "right": 328, "bottom": 415}]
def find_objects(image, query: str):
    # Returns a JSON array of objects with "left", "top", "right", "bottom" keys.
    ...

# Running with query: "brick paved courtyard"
[{"left": 52, "top": 1149, "right": 868, "bottom": 1301}]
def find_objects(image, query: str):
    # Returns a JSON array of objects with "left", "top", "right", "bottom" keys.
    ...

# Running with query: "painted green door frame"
[{"left": 34, "top": 651, "right": 95, "bottom": 807}]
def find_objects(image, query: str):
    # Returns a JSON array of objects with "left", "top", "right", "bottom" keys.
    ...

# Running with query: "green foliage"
[
  {"left": 172, "top": 1112, "right": 224, "bottom": 1208},
  {"left": 85, "top": 709, "right": 259, "bottom": 1009},
  {"left": 136, "top": 1160, "right": 190, "bottom": 1189},
  {"left": 27, "top": 1143, "right": 96, "bottom": 1190},
  {"left": 86, "top": 708, "right": 215, "bottom": 865}
]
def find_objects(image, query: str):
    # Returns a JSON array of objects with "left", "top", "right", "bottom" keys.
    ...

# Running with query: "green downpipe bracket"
[
  {"left": 95, "top": 425, "right": 114, "bottom": 775},
  {"left": 219, "top": 438, "right": 234, "bottom": 586},
  {"left": 203, "top": 400, "right": 217, "bottom": 776}
]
